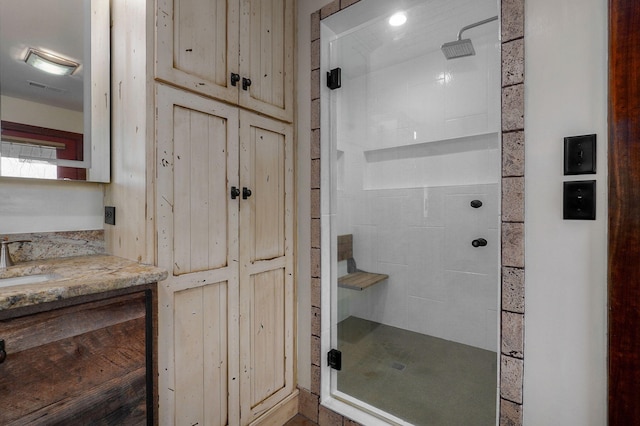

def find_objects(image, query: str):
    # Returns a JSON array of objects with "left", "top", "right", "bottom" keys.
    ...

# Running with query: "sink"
[{"left": 0, "top": 274, "right": 56, "bottom": 288}]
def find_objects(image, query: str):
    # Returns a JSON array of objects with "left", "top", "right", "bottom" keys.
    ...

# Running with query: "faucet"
[{"left": 0, "top": 239, "right": 31, "bottom": 269}]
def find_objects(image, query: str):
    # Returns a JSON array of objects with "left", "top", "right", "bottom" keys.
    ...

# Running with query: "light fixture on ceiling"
[
  {"left": 24, "top": 49, "right": 79, "bottom": 76},
  {"left": 389, "top": 11, "right": 407, "bottom": 27}
]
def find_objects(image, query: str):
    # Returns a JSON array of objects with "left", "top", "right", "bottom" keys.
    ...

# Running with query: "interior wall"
[
  {"left": 523, "top": 0, "right": 608, "bottom": 423},
  {"left": 1, "top": 95, "right": 84, "bottom": 133},
  {"left": 0, "top": 61, "right": 102, "bottom": 235},
  {"left": 0, "top": 178, "right": 104, "bottom": 234}
]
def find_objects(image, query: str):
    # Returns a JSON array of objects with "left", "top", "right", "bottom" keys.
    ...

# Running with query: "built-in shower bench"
[{"left": 337, "top": 234, "right": 389, "bottom": 291}]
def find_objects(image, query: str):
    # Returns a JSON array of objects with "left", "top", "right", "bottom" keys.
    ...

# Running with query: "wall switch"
[
  {"left": 563, "top": 180, "right": 596, "bottom": 220},
  {"left": 564, "top": 134, "right": 596, "bottom": 175},
  {"left": 105, "top": 206, "right": 116, "bottom": 225}
]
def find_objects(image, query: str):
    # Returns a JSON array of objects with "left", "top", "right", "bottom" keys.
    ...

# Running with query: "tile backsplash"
[{"left": 2, "top": 230, "right": 105, "bottom": 263}]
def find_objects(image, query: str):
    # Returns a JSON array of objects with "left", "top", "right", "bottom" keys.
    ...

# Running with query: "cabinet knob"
[
  {"left": 242, "top": 77, "right": 252, "bottom": 91},
  {"left": 230, "top": 73, "right": 240, "bottom": 87},
  {"left": 230, "top": 186, "right": 241, "bottom": 199},
  {"left": 0, "top": 340, "right": 6, "bottom": 364},
  {"left": 242, "top": 187, "right": 252, "bottom": 199}
]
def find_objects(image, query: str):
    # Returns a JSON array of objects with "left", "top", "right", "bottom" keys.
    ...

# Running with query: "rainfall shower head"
[
  {"left": 441, "top": 15, "right": 498, "bottom": 60},
  {"left": 441, "top": 39, "right": 475, "bottom": 59}
]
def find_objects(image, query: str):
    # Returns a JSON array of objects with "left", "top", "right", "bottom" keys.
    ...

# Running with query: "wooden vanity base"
[{"left": 0, "top": 288, "right": 153, "bottom": 425}]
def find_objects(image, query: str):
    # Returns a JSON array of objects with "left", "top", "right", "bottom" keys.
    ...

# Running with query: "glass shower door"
[{"left": 323, "top": 0, "right": 501, "bottom": 424}]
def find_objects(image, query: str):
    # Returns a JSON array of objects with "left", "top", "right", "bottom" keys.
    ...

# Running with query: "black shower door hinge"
[
  {"left": 327, "top": 348, "right": 342, "bottom": 370},
  {"left": 327, "top": 68, "right": 342, "bottom": 90}
]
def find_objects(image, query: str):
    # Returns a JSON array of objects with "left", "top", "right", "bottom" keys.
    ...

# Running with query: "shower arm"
[{"left": 456, "top": 15, "right": 499, "bottom": 41}]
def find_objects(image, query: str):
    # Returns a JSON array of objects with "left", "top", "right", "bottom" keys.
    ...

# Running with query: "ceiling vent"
[{"left": 27, "top": 80, "right": 67, "bottom": 93}]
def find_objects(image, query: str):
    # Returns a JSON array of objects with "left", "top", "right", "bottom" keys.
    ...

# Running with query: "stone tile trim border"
[{"left": 307, "top": 0, "right": 526, "bottom": 424}]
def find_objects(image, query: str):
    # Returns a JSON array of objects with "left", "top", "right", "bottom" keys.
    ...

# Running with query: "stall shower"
[{"left": 321, "top": 0, "right": 501, "bottom": 424}]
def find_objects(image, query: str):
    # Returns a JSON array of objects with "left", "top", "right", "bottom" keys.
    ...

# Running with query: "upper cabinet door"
[
  {"left": 156, "top": 0, "right": 294, "bottom": 123},
  {"left": 156, "top": 0, "right": 240, "bottom": 105},
  {"left": 238, "top": 0, "right": 294, "bottom": 122}
]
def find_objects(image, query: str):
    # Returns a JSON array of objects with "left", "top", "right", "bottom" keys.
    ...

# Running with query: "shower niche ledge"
[{"left": 363, "top": 132, "right": 499, "bottom": 162}]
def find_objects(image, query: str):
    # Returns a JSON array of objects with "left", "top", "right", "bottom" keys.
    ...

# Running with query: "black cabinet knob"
[
  {"left": 242, "top": 77, "right": 252, "bottom": 91},
  {"left": 230, "top": 186, "right": 240, "bottom": 199},
  {"left": 230, "top": 73, "right": 240, "bottom": 87},
  {"left": 242, "top": 187, "right": 252, "bottom": 199}
]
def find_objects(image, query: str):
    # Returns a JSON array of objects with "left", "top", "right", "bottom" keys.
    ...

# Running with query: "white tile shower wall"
[
  {"left": 363, "top": 33, "right": 499, "bottom": 151},
  {"left": 334, "top": 18, "right": 500, "bottom": 351},
  {"left": 340, "top": 184, "right": 500, "bottom": 351},
  {"left": 341, "top": 30, "right": 501, "bottom": 190}
]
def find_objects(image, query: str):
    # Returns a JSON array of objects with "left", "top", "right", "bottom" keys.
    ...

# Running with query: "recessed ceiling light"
[
  {"left": 24, "top": 49, "right": 79, "bottom": 76},
  {"left": 389, "top": 12, "right": 407, "bottom": 27}
]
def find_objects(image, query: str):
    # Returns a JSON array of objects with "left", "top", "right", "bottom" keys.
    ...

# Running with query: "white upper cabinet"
[{"left": 155, "top": 0, "right": 294, "bottom": 122}]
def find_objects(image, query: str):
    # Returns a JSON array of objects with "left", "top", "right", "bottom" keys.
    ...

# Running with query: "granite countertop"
[{"left": 0, "top": 255, "right": 168, "bottom": 311}]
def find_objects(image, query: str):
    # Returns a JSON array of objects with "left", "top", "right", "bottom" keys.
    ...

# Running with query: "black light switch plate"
[
  {"left": 105, "top": 206, "right": 116, "bottom": 225},
  {"left": 564, "top": 134, "right": 596, "bottom": 175},
  {"left": 563, "top": 180, "right": 596, "bottom": 220}
]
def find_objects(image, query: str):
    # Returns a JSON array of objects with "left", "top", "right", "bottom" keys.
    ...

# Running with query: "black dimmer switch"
[
  {"left": 563, "top": 180, "right": 596, "bottom": 220},
  {"left": 564, "top": 134, "right": 596, "bottom": 175}
]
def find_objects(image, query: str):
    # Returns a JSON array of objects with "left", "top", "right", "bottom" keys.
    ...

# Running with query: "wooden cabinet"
[
  {"left": 155, "top": 0, "right": 295, "bottom": 123},
  {"left": 0, "top": 289, "right": 154, "bottom": 425},
  {"left": 155, "top": 85, "right": 295, "bottom": 425},
  {"left": 107, "top": 1, "right": 296, "bottom": 424}
]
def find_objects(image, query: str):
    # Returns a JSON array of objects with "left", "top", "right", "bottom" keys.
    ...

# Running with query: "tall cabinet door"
[
  {"left": 239, "top": 0, "right": 295, "bottom": 122},
  {"left": 156, "top": 0, "right": 240, "bottom": 104},
  {"left": 238, "top": 110, "right": 295, "bottom": 424},
  {"left": 156, "top": 84, "right": 241, "bottom": 426}
]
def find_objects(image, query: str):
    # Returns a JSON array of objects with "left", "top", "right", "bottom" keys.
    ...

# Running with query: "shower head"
[
  {"left": 441, "top": 39, "right": 475, "bottom": 59},
  {"left": 441, "top": 15, "right": 498, "bottom": 60}
]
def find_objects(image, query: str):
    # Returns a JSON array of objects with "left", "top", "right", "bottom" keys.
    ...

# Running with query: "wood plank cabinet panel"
[
  {"left": 0, "top": 292, "right": 149, "bottom": 425},
  {"left": 239, "top": 0, "right": 294, "bottom": 122},
  {"left": 240, "top": 111, "right": 291, "bottom": 263},
  {"left": 156, "top": 84, "right": 241, "bottom": 426},
  {"left": 174, "top": 283, "right": 230, "bottom": 426},
  {"left": 156, "top": 0, "right": 294, "bottom": 122},
  {"left": 156, "top": 0, "right": 239, "bottom": 104},
  {"left": 250, "top": 268, "right": 286, "bottom": 406},
  {"left": 173, "top": 106, "right": 231, "bottom": 274},
  {"left": 156, "top": 84, "right": 239, "bottom": 277},
  {"left": 239, "top": 111, "right": 294, "bottom": 424}
]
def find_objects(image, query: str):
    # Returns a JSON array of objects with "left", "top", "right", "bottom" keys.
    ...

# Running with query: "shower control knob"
[{"left": 472, "top": 238, "right": 487, "bottom": 247}]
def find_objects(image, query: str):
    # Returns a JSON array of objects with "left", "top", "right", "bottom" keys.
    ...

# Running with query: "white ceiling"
[
  {"left": 323, "top": 0, "right": 498, "bottom": 78},
  {"left": 0, "top": 0, "right": 85, "bottom": 112}
]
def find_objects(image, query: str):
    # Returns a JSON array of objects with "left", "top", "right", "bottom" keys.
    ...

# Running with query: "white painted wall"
[
  {"left": 0, "top": 85, "right": 103, "bottom": 235},
  {"left": 523, "top": 0, "right": 607, "bottom": 424},
  {"left": 0, "top": 179, "right": 104, "bottom": 234},
  {"left": 1, "top": 95, "right": 84, "bottom": 133}
]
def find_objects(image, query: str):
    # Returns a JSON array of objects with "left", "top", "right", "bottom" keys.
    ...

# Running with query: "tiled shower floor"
[{"left": 335, "top": 316, "right": 497, "bottom": 425}]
